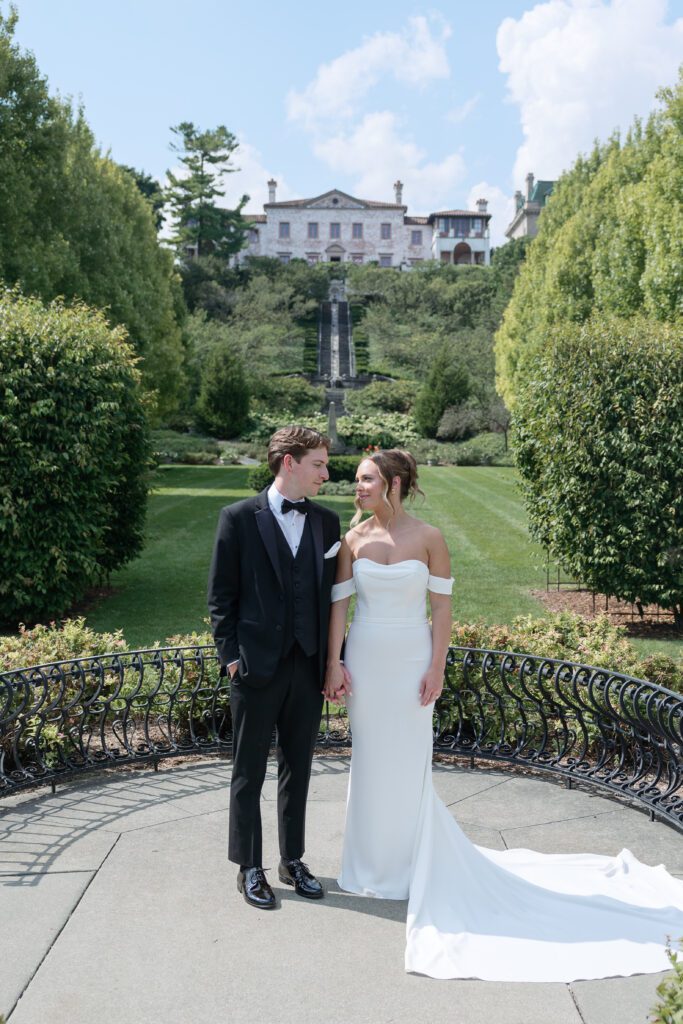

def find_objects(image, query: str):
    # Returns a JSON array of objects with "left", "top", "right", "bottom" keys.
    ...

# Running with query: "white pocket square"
[{"left": 324, "top": 541, "right": 341, "bottom": 559}]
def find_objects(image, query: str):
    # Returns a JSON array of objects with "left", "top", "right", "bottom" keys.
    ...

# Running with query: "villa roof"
[
  {"left": 243, "top": 214, "right": 266, "bottom": 223},
  {"left": 265, "top": 188, "right": 405, "bottom": 211},
  {"left": 429, "top": 209, "right": 491, "bottom": 220},
  {"left": 529, "top": 180, "right": 555, "bottom": 204},
  {"left": 405, "top": 216, "right": 429, "bottom": 225}
]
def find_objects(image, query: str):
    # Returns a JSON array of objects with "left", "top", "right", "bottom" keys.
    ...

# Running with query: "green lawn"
[
  {"left": 85, "top": 465, "right": 355, "bottom": 648},
  {"left": 82, "top": 465, "right": 681, "bottom": 661},
  {"left": 416, "top": 466, "right": 548, "bottom": 624}
]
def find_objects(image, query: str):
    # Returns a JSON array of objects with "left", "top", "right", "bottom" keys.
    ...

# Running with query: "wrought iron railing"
[{"left": 0, "top": 645, "right": 681, "bottom": 831}]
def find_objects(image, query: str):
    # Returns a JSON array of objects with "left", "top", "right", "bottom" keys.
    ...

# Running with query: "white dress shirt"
[{"left": 268, "top": 482, "right": 307, "bottom": 556}]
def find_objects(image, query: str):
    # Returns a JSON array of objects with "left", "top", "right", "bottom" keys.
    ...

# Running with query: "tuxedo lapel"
[
  {"left": 308, "top": 503, "right": 324, "bottom": 590},
  {"left": 254, "top": 491, "right": 283, "bottom": 591}
]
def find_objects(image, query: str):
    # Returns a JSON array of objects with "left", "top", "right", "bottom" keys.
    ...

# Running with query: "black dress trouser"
[{"left": 228, "top": 643, "right": 324, "bottom": 867}]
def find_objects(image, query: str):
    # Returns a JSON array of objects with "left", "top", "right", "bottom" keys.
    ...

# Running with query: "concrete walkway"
[{"left": 1, "top": 757, "right": 681, "bottom": 1024}]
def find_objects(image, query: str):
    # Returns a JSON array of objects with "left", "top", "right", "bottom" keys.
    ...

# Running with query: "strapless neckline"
[{"left": 353, "top": 558, "right": 428, "bottom": 569}]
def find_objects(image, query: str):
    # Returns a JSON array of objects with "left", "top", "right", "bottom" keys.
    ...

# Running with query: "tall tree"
[
  {"left": 165, "top": 122, "right": 248, "bottom": 259},
  {"left": 0, "top": 9, "right": 185, "bottom": 419},
  {"left": 121, "top": 166, "right": 165, "bottom": 230},
  {"left": 414, "top": 344, "right": 470, "bottom": 438}
]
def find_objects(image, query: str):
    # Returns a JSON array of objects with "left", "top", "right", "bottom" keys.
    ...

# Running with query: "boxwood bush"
[
  {"left": 247, "top": 454, "right": 361, "bottom": 492},
  {"left": 0, "top": 290, "right": 150, "bottom": 624},
  {"left": 514, "top": 315, "right": 683, "bottom": 627},
  {"left": 151, "top": 429, "right": 221, "bottom": 465}
]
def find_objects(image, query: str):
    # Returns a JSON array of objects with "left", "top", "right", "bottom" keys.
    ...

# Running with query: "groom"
[{"left": 207, "top": 425, "right": 342, "bottom": 910}]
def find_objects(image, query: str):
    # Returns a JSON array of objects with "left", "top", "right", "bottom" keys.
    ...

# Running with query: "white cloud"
[
  {"left": 286, "top": 15, "right": 451, "bottom": 129},
  {"left": 218, "top": 138, "right": 297, "bottom": 213},
  {"left": 467, "top": 181, "right": 515, "bottom": 249},
  {"left": 313, "top": 111, "right": 466, "bottom": 212},
  {"left": 498, "top": 0, "right": 683, "bottom": 187},
  {"left": 445, "top": 93, "right": 482, "bottom": 123}
]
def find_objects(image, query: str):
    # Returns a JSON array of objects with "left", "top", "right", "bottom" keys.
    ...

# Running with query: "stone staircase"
[{"left": 312, "top": 282, "right": 356, "bottom": 413}]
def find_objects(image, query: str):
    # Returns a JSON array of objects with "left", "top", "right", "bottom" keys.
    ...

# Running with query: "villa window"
[
  {"left": 351, "top": 253, "right": 364, "bottom": 264},
  {"left": 277, "top": 253, "right": 291, "bottom": 264},
  {"left": 306, "top": 253, "right": 320, "bottom": 264},
  {"left": 380, "top": 223, "right": 391, "bottom": 240},
  {"left": 248, "top": 229, "right": 259, "bottom": 243},
  {"left": 308, "top": 222, "right": 319, "bottom": 239},
  {"left": 411, "top": 230, "right": 423, "bottom": 246},
  {"left": 330, "top": 222, "right": 341, "bottom": 239},
  {"left": 352, "top": 223, "right": 363, "bottom": 239},
  {"left": 473, "top": 218, "right": 482, "bottom": 233},
  {"left": 278, "top": 222, "right": 290, "bottom": 239},
  {"left": 379, "top": 253, "right": 392, "bottom": 267}
]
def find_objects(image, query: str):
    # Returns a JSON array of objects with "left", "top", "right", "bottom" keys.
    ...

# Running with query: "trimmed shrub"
[
  {"left": 0, "top": 618, "right": 128, "bottom": 673},
  {"left": 151, "top": 429, "right": 220, "bottom": 465},
  {"left": 0, "top": 290, "right": 150, "bottom": 624},
  {"left": 194, "top": 343, "right": 250, "bottom": 438},
  {"left": 339, "top": 412, "right": 420, "bottom": 450},
  {"left": 319, "top": 480, "right": 356, "bottom": 495},
  {"left": 345, "top": 379, "right": 415, "bottom": 414},
  {"left": 248, "top": 454, "right": 360, "bottom": 492},
  {"left": 248, "top": 463, "right": 274, "bottom": 491},
  {"left": 327, "top": 455, "right": 361, "bottom": 481},
  {"left": 251, "top": 375, "right": 324, "bottom": 415},
  {"left": 301, "top": 314, "right": 319, "bottom": 374},
  {"left": 514, "top": 315, "right": 683, "bottom": 627},
  {"left": 241, "top": 410, "right": 329, "bottom": 444},
  {"left": 349, "top": 303, "right": 369, "bottom": 374}
]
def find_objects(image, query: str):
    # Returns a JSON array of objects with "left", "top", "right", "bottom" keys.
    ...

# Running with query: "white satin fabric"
[{"left": 334, "top": 558, "right": 683, "bottom": 981}]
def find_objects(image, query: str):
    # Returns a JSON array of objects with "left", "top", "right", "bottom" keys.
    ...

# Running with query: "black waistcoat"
[{"left": 273, "top": 515, "right": 319, "bottom": 657}]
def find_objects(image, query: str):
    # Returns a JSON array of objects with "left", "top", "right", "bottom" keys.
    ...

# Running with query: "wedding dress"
[{"left": 331, "top": 558, "right": 683, "bottom": 981}]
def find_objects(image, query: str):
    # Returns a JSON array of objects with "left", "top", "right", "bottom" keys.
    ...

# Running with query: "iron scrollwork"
[{"left": 0, "top": 645, "right": 681, "bottom": 832}]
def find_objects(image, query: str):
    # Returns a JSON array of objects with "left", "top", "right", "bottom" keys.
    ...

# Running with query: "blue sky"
[{"left": 10, "top": 0, "right": 683, "bottom": 244}]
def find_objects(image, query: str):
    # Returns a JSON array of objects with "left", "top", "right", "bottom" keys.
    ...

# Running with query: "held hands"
[
  {"left": 323, "top": 661, "right": 352, "bottom": 704},
  {"left": 419, "top": 666, "right": 444, "bottom": 707}
]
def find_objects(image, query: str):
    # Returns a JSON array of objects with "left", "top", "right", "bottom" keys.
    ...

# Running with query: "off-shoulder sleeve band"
[
  {"left": 427, "top": 574, "right": 454, "bottom": 595},
  {"left": 331, "top": 578, "right": 356, "bottom": 602}
]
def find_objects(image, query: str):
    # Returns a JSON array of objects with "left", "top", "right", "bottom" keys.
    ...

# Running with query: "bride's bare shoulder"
[
  {"left": 344, "top": 521, "right": 370, "bottom": 555},
  {"left": 409, "top": 518, "right": 449, "bottom": 558}
]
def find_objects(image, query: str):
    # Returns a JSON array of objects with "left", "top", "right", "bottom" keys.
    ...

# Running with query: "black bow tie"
[{"left": 281, "top": 498, "right": 307, "bottom": 515}]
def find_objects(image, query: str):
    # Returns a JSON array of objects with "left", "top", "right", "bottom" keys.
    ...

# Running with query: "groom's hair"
[{"left": 268, "top": 425, "right": 331, "bottom": 475}]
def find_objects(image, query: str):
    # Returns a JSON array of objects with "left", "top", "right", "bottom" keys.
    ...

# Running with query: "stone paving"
[{"left": 1, "top": 756, "right": 681, "bottom": 1024}]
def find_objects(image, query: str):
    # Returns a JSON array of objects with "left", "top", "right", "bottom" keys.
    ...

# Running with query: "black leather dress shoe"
[
  {"left": 278, "top": 858, "right": 324, "bottom": 899},
  {"left": 237, "top": 867, "right": 276, "bottom": 909}
]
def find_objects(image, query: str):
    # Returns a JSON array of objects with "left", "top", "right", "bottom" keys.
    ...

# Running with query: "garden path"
[{"left": 1, "top": 757, "right": 680, "bottom": 1024}]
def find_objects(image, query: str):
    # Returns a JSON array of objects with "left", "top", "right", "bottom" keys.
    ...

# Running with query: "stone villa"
[
  {"left": 240, "top": 180, "right": 491, "bottom": 267},
  {"left": 505, "top": 172, "right": 555, "bottom": 240}
]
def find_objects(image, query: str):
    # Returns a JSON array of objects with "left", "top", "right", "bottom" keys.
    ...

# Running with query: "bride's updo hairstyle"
[{"left": 351, "top": 448, "right": 424, "bottom": 525}]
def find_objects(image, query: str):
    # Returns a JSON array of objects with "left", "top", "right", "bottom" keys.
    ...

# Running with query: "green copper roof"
[{"left": 530, "top": 180, "right": 555, "bottom": 204}]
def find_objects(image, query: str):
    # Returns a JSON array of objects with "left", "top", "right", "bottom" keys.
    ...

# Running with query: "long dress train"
[{"left": 333, "top": 559, "right": 683, "bottom": 982}]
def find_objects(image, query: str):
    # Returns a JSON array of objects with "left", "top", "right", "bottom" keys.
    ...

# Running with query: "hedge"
[
  {"left": 0, "top": 290, "right": 150, "bottom": 624},
  {"left": 514, "top": 315, "right": 683, "bottom": 627}
]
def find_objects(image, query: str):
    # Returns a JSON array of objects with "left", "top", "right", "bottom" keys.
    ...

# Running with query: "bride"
[{"left": 323, "top": 448, "right": 683, "bottom": 982}]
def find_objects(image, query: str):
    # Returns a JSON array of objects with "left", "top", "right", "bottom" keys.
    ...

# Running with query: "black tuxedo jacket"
[{"left": 207, "top": 487, "right": 341, "bottom": 687}]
